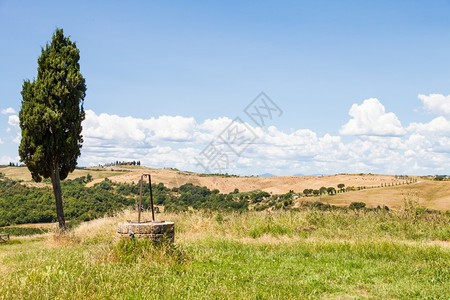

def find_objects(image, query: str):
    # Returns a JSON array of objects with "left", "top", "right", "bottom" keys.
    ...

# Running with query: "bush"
[{"left": 349, "top": 202, "right": 366, "bottom": 210}]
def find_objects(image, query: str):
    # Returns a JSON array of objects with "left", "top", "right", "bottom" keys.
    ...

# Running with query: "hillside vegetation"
[
  {"left": 0, "top": 176, "right": 249, "bottom": 227},
  {"left": 1, "top": 166, "right": 448, "bottom": 210}
]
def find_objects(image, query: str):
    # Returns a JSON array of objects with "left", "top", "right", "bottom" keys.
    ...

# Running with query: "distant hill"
[
  {"left": 259, "top": 173, "right": 276, "bottom": 177},
  {"left": 2, "top": 166, "right": 449, "bottom": 210}
]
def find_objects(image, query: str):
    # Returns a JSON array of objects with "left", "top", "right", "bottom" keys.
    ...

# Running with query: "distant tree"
[
  {"left": 327, "top": 187, "right": 336, "bottom": 195},
  {"left": 86, "top": 174, "right": 93, "bottom": 182},
  {"left": 303, "top": 188, "right": 312, "bottom": 197},
  {"left": 313, "top": 189, "right": 320, "bottom": 196},
  {"left": 349, "top": 202, "right": 366, "bottom": 210},
  {"left": 19, "top": 29, "right": 86, "bottom": 230},
  {"left": 319, "top": 186, "right": 327, "bottom": 195},
  {"left": 337, "top": 183, "right": 345, "bottom": 191}
]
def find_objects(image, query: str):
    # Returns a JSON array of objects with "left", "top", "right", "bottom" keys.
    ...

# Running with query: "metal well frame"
[{"left": 138, "top": 173, "right": 155, "bottom": 223}]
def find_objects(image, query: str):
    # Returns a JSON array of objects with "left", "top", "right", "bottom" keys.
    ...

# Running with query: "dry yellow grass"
[
  {"left": 1, "top": 166, "right": 126, "bottom": 187},
  {"left": 1, "top": 222, "right": 58, "bottom": 229},
  {"left": 315, "top": 180, "right": 450, "bottom": 210},
  {"left": 81, "top": 167, "right": 409, "bottom": 194},
  {"left": 52, "top": 209, "right": 450, "bottom": 247}
]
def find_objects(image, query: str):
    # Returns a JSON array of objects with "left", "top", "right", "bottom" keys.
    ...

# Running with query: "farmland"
[{"left": 1, "top": 166, "right": 448, "bottom": 210}]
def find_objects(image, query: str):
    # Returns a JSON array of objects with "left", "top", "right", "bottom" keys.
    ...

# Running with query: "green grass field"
[{"left": 1, "top": 208, "right": 448, "bottom": 299}]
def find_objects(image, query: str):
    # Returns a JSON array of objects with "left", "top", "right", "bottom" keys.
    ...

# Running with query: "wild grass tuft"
[{"left": 114, "top": 239, "right": 187, "bottom": 264}]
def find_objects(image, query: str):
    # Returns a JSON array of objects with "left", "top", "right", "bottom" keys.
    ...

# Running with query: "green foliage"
[
  {"left": 302, "top": 201, "right": 333, "bottom": 210},
  {"left": 0, "top": 177, "right": 133, "bottom": 226},
  {"left": 114, "top": 239, "right": 185, "bottom": 264},
  {"left": 154, "top": 182, "right": 248, "bottom": 212},
  {"left": 434, "top": 175, "right": 445, "bottom": 181},
  {"left": 319, "top": 186, "right": 327, "bottom": 194},
  {"left": 215, "top": 213, "right": 224, "bottom": 223},
  {"left": 0, "top": 177, "right": 252, "bottom": 226},
  {"left": 248, "top": 215, "right": 293, "bottom": 238},
  {"left": 0, "top": 227, "right": 49, "bottom": 236},
  {"left": 19, "top": 28, "right": 86, "bottom": 182},
  {"left": 303, "top": 188, "right": 313, "bottom": 196},
  {"left": 19, "top": 28, "right": 86, "bottom": 229},
  {"left": 327, "top": 187, "right": 336, "bottom": 194},
  {"left": 118, "top": 181, "right": 249, "bottom": 212},
  {"left": 349, "top": 202, "right": 367, "bottom": 210}
]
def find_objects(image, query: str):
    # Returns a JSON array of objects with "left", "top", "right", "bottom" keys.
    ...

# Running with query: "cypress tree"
[{"left": 19, "top": 28, "right": 86, "bottom": 230}]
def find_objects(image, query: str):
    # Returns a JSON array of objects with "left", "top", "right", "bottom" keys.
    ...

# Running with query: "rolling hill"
[{"left": 1, "top": 165, "right": 448, "bottom": 210}]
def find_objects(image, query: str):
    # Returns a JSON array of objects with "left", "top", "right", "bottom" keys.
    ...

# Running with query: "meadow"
[{"left": 1, "top": 207, "right": 448, "bottom": 299}]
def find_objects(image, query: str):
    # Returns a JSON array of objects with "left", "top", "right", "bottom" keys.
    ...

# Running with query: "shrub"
[{"left": 349, "top": 202, "right": 366, "bottom": 210}]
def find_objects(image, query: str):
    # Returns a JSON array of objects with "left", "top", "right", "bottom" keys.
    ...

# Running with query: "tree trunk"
[{"left": 50, "top": 163, "right": 66, "bottom": 231}]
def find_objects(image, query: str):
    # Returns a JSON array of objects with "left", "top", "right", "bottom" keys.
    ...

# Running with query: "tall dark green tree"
[{"left": 19, "top": 29, "right": 86, "bottom": 230}]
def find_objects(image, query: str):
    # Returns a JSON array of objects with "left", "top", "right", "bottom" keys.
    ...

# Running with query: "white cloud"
[
  {"left": 340, "top": 98, "right": 406, "bottom": 136},
  {"left": 1, "top": 107, "right": 16, "bottom": 115},
  {"left": 6, "top": 115, "right": 21, "bottom": 144},
  {"left": 83, "top": 110, "right": 197, "bottom": 146},
  {"left": 0, "top": 93, "right": 431, "bottom": 175},
  {"left": 12, "top": 135, "right": 21, "bottom": 144},
  {"left": 7, "top": 115, "right": 19, "bottom": 129},
  {"left": 81, "top": 110, "right": 348, "bottom": 173},
  {"left": 4, "top": 91, "right": 450, "bottom": 175},
  {"left": 418, "top": 94, "right": 450, "bottom": 119},
  {"left": 78, "top": 105, "right": 450, "bottom": 175},
  {"left": 408, "top": 116, "right": 450, "bottom": 135}
]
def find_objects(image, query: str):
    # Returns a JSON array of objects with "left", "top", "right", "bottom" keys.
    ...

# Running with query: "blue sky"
[{"left": 1, "top": 1, "right": 450, "bottom": 175}]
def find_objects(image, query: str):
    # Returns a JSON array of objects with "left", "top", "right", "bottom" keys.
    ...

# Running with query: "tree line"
[{"left": 0, "top": 175, "right": 250, "bottom": 226}]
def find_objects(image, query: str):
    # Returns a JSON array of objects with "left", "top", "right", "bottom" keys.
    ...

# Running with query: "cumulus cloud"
[
  {"left": 80, "top": 110, "right": 350, "bottom": 173},
  {"left": 76, "top": 103, "right": 450, "bottom": 175},
  {"left": 1, "top": 107, "right": 16, "bottom": 115},
  {"left": 3, "top": 93, "right": 448, "bottom": 175},
  {"left": 83, "top": 110, "right": 198, "bottom": 146},
  {"left": 6, "top": 115, "right": 21, "bottom": 144},
  {"left": 7, "top": 115, "right": 19, "bottom": 129},
  {"left": 408, "top": 116, "right": 450, "bottom": 135},
  {"left": 418, "top": 94, "right": 450, "bottom": 119},
  {"left": 81, "top": 110, "right": 212, "bottom": 169},
  {"left": 340, "top": 98, "right": 406, "bottom": 136}
]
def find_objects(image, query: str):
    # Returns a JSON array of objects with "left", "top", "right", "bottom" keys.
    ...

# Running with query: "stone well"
[{"left": 117, "top": 221, "right": 174, "bottom": 242}]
